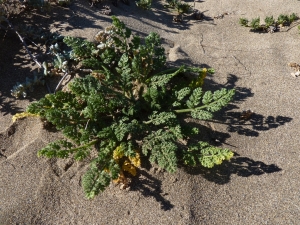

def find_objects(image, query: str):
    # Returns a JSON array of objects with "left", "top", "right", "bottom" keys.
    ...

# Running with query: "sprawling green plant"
[{"left": 23, "top": 16, "right": 235, "bottom": 199}]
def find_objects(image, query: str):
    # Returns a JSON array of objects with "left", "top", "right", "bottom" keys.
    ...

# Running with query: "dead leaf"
[{"left": 240, "top": 110, "right": 254, "bottom": 120}]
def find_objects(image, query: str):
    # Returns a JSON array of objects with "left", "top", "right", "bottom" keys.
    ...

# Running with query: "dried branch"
[{"left": 3, "top": 17, "right": 42, "bottom": 68}]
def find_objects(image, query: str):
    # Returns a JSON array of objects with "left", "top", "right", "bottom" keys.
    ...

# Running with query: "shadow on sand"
[{"left": 184, "top": 153, "right": 282, "bottom": 184}]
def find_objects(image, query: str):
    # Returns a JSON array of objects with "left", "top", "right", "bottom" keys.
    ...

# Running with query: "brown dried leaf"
[{"left": 240, "top": 110, "right": 254, "bottom": 120}]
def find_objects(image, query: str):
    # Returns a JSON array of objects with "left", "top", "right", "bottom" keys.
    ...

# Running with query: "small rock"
[
  {"left": 268, "top": 26, "right": 277, "bottom": 33},
  {"left": 194, "top": 10, "right": 203, "bottom": 20},
  {"left": 173, "top": 15, "right": 183, "bottom": 23},
  {"left": 291, "top": 71, "right": 300, "bottom": 77}
]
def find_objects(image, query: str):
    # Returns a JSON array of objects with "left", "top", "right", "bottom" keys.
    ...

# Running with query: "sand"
[{"left": 1, "top": 0, "right": 300, "bottom": 224}]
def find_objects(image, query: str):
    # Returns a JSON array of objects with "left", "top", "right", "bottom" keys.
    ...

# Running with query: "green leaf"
[
  {"left": 148, "top": 111, "right": 177, "bottom": 125},
  {"left": 239, "top": 18, "right": 249, "bottom": 26},
  {"left": 202, "top": 90, "right": 213, "bottom": 105},
  {"left": 149, "top": 67, "right": 183, "bottom": 88},
  {"left": 191, "top": 109, "right": 213, "bottom": 120},
  {"left": 82, "top": 164, "right": 111, "bottom": 199},
  {"left": 149, "top": 142, "right": 177, "bottom": 173},
  {"left": 186, "top": 87, "right": 203, "bottom": 108},
  {"left": 37, "top": 140, "right": 93, "bottom": 160},
  {"left": 142, "top": 130, "right": 179, "bottom": 172},
  {"left": 112, "top": 121, "right": 129, "bottom": 141},
  {"left": 198, "top": 142, "right": 234, "bottom": 168},
  {"left": 181, "top": 142, "right": 234, "bottom": 168},
  {"left": 250, "top": 17, "right": 260, "bottom": 30},
  {"left": 176, "top": 87, "right": 191, "bottom": 101}
]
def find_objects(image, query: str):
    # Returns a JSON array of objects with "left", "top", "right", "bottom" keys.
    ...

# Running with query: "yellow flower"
[
  {"left": 196, "top": 68, "right": 207, "bottom": 87},
  {"left": 122, "top": 159, "right": 137, "bottom": 176},
  {"left": 113, "top": 146, "right": 124, "bottom": 160},
  {"left": 189, "top": 68, "right": 208, "bottom": 88},
  {"left": 129, "top": 152, "right": 141, "bottom": 167}
]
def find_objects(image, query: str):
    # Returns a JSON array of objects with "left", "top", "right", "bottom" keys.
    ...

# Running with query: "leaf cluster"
[
  {"left": 136, "top": 0, "right": 152, "bottom": 10},
  {"left": 165, "top": 0, "right": 192, "bottom": 15},
  {"left": 10, "top": 32, "right": 65, "bottom": 98},
  {"left": 26, "top": 16, "right": 235, "bottom": 199}
]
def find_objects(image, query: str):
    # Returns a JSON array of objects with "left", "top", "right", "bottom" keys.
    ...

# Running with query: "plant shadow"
[
  {"left": 131, "top": 169, "right": 174, "bottom": 211},
  {"left": 224, "top": 113, "right": 292, "bottom": 137},
  {"left": 184, "top": 153, "right": 282, "bottom": 184},
  {"left": 204, "top": 73, "right": 293, "bottom": 137},
  {"left": 0, "top": 97, "right": 23, "bottom": 116}
]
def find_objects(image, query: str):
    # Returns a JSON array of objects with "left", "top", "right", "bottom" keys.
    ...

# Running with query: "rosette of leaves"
[
  {"left": 264, "top": 16, "right": 275, "bottom": 28},
  {"left": 165, "top": 0, "right": 191, "bottom": 15},
  {"left": 26, "top": 16, "right": 235, "bottom": 199},
  {"left": 277, "top": 13, "right": 297, "bottom": 26},
  {"left": 239, "top": 18, "right": 249, "bottom": 27},
  {"left": 250, "top": 17, "right": 261, "bottom": 31},
  {"left": 136, "top": 0, "right": 152, "bottom": 10}
]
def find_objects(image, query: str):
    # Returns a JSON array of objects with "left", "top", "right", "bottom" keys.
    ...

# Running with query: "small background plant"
[
  {"left": 136, "top": 0, "right": 152, "bottom": 10},
  {"left": 239, "top": 13, "right": 298, "bottom": 32}
]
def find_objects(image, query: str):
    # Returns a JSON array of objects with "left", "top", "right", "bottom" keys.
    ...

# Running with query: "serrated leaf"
[
  {"left": 82, "top": 165, "right": 111, "bottom": 199},
  {"left": 186, "top": 87, "right": 203, "bottom": 108},
  {"left": 191, "top": 109, "right": 213, "bottom": 120},
  {"left": 202, "top": 91, "right": 213, "bottom": 105},
  {"left": 176, "top": 87, "right": 191, "bottom": 101},
  {"left": 148, "top": 111, "right": 177, "bottom": 125}
]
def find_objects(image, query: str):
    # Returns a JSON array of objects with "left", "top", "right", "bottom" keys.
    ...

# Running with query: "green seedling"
[
  {"left": 265, "top": 16, "right": 275, "bottom": 28},
  {"left": 175, "top": 2, "right": 191, "bottom": 14},
  {"left": 239, "top": 17, "right": 249, "bottom": 27},
  {"left": 136, "top": 0, "right": 152, "bottom": 10},
  {"left": 289, "top": 13, "right": 298, "bottom": 23},
  {"left": 240, "top": 13, "right": 298, "bottom": 32},
  {"left": 250, "top": 17, "right": 261, "bottom": 30}
]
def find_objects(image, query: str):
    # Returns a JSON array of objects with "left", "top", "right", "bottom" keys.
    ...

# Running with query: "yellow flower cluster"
[
  {"left": 12, "top": 112, "right": 39, "bottom": 123},
  {"left": 91, "top": 71, "right": 106, "bottom": 81},
  {"left": 190, "top": 68, "right": 207, "bottom": 88},
  {"left": 122, "top": 159, "right": 137, "bottom": 176},
  {"left": 112, "top": 146, "right": 141, "bottom": 177},
  {"left": 113, "top": 146, "right": 124, "bottom": 160},
  {"left": 129, "top": 153, "right": 141, "bottom": 167}
]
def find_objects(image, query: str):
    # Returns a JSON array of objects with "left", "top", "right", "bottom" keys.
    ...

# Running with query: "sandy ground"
[{"left": 1, "top": 0, "right": 300, "bottom": 224}]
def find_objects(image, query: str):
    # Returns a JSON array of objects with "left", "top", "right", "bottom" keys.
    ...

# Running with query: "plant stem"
[
  {"left": 54, "top": 72, "right": 69, "bottom": 93},
  {"left": 70, "top": 140, "right": 98, "bottom": 152},
  {"left": 3, "top": 17, "right": 42, "bottom": 68},
  {"left": 174, "top": 103, "right": 206, "bottom": 113}
]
